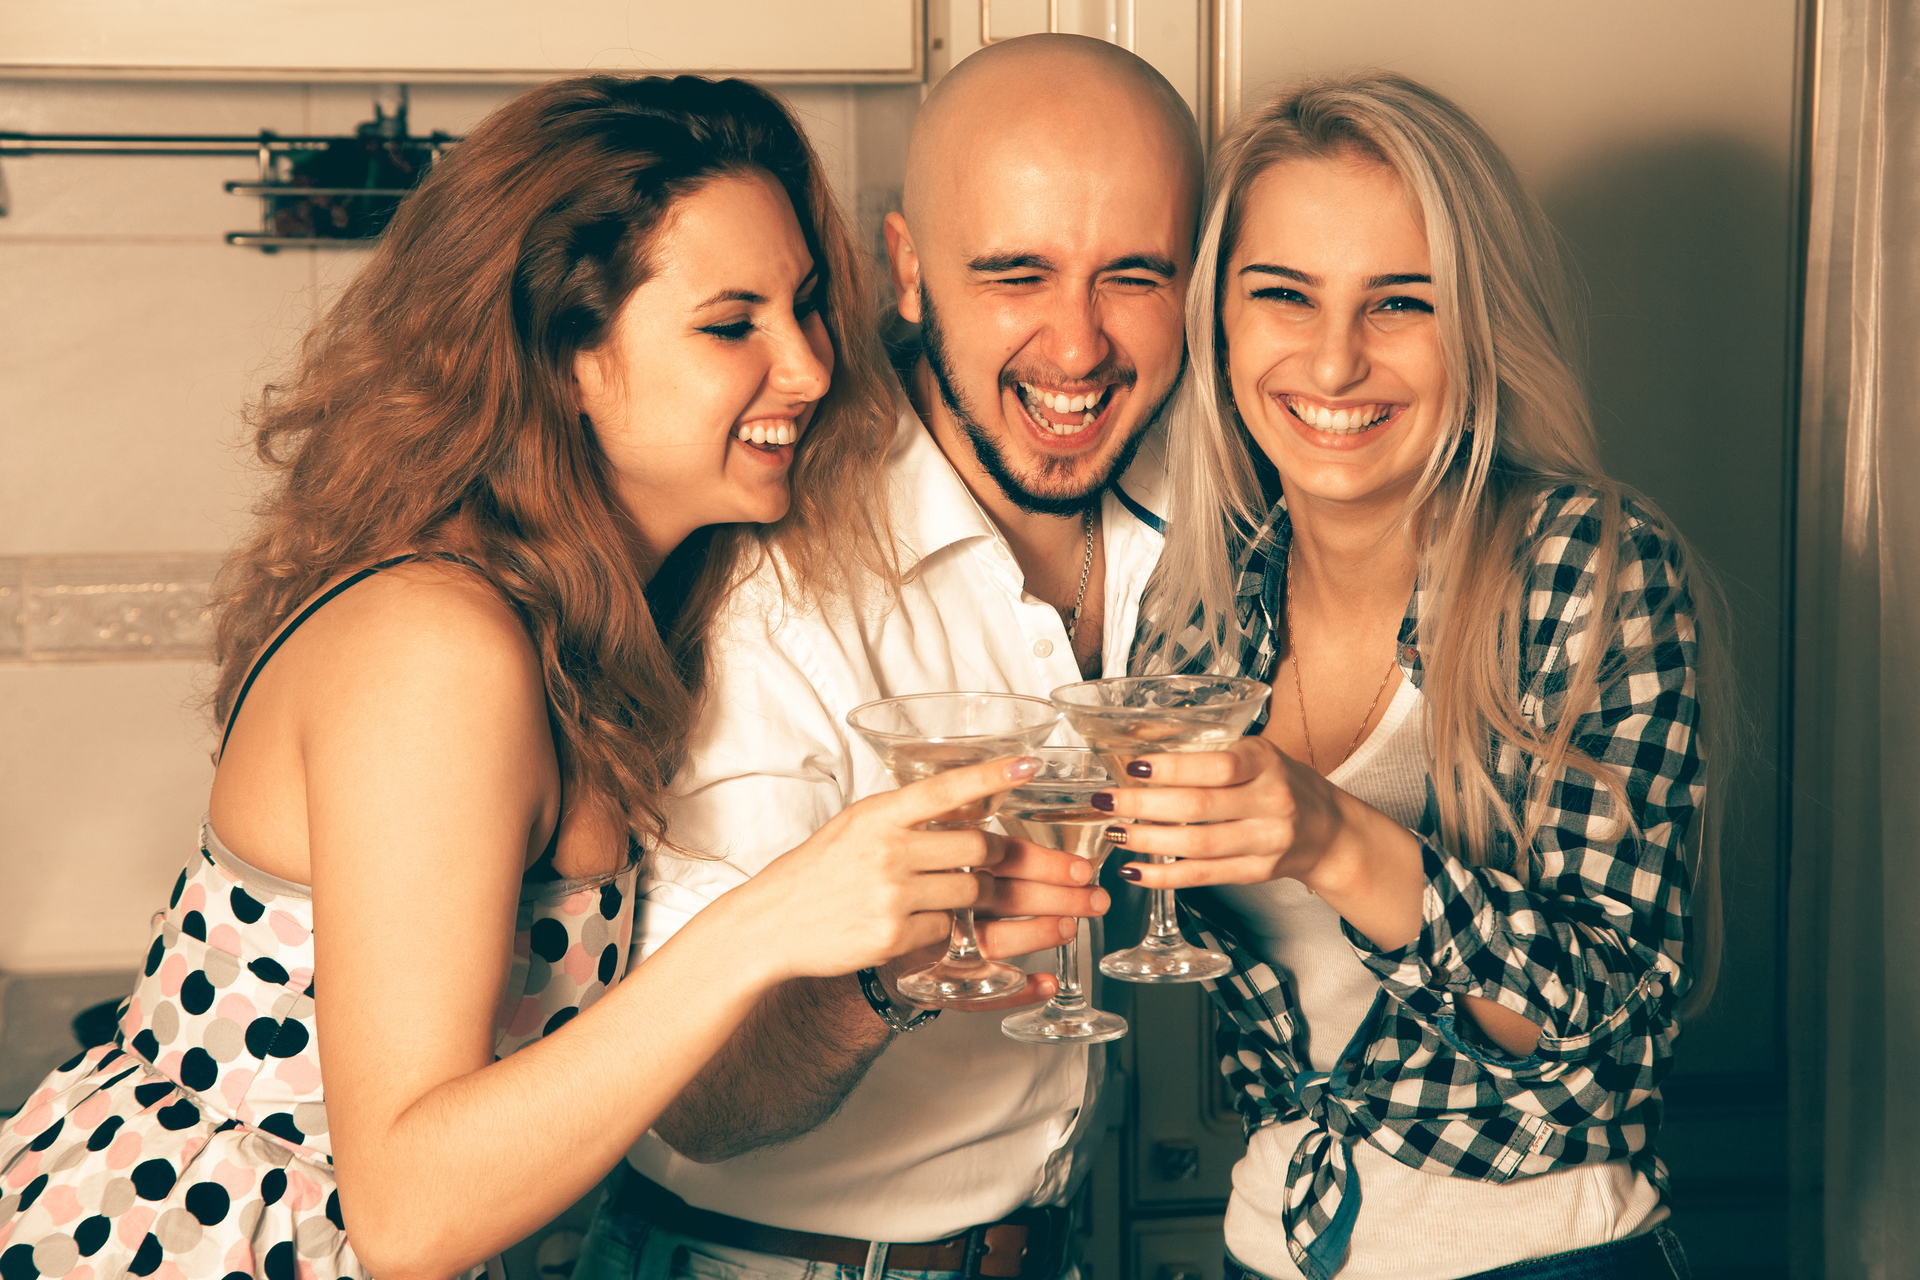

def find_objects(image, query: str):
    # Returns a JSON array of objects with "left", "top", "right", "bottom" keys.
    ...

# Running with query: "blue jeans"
[
  {"left": 1223, "top": 1224, "right": 1692, "bottom": 1280},
  {"left": 575, "top": 1199, "right": 975, "bottom": 1280}
]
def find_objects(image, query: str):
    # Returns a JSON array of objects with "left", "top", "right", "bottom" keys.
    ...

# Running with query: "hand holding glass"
[
  {"left": 1050, "top": 675, "right": 1271, "bottom": 983},
  {"left": 845, "top": 692, "right": 1061, "bottom": 1004}
]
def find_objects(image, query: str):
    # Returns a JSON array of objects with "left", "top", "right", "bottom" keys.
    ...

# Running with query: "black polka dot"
[
  {"left": 264, "top": 1240, "right": 297, "bottom": 1280},
  {"left": 180, "top": 970, "right": 216, "bottom": 1015},
  {"left": 258, "top": 1112, "right": 305, "bottom": 1146},
  {"left": 185, "top": 1179, "right": 232, "bottom": 1225},
  {"left": 86, "top": 1113, "right": 125, "bottom": 1152},
  {"left": 222, "top": 1274, "right": 254, "bottom": 1280},
  {"left": 267, "top": 1018, "right": 309, "bottom": 1059},
  {"left": 56, "top": 1048, "right": 87, "bottom": 1073},
  {"left": 0, "top": 1244, "right": 39, "bottom": 1280},
  {"left": 543, "top": 1006, "right": 579, "bottom": 1036},
  {"left": 245, "top": 1017, "right": 280, "bottom": 1058},
  {"left": 259, "top": 1167, "right": 287, "bottom": 1206},
  {"left": 15, "top": 1174, "right": 47, "bottom": 1214},
  {"left": 326, "top": 1188, "right": 345, "bottom": 1229},
  {"left": 74, "top": 1215, "right": 111, "bottom": 1256},
  {"left": 144, "top": 935, "right": 166, "bottom": 977},
  {"left": 181, "top": 910, "right": 207, "bottom": 941},
  {"left": 230, "top": 885, "right": 265, "bottom": 923},
  {"left": 181, "top": 1046, "right": 218, "bottom": 1091},
  {"left": 157, "top": 1097, "right": 201, "bottom": 1131},
  {"left": 129, "top": 1233, "right": 164, "bottom": 1276},
  {"left": 303, "top": 979, "right": 316, "bottom": 998},
  {"left": 598, "top": 942, "right": 619, "bottom": 984},
  {"left": 529, "top": 917, "right": 569, "bottom": 963},
  {"left": 131, "top": 1156, "right": 178, "bottom": 1200},
  {"left": 132, "top": 1080, "right": 173, "bottom": 1109},
  {"left": 599, "top": 882, "right": 623, "bottom": 919},
  {"left": 26, "top": 1116, "right": 63, "bottom": 1152},
  {"left": 248, "top": 956, "right": 289, "bottom": 985},
  {"left": 169, "top": 867, "right": 188, "bottom": 908},
  {"left": 131, "top": 1028, "right": 160, "bottom": 1062}
]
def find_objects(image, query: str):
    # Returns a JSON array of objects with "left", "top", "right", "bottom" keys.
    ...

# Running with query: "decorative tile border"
[{"left": 0, "top": 553, "right": 225, "bottom": 662}]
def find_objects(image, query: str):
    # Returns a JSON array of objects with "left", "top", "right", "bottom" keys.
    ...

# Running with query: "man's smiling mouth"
[{"left": 1015, "top": 382, "right": 1118, "bottom": 435}]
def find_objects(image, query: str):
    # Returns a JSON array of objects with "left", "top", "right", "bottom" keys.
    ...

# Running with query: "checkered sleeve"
[{"left": 1343, "top": 487, "right": 1702, "bottom": 1089}]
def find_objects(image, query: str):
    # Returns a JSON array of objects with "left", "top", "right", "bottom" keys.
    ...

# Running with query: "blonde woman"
[{"left": 1107, "top": 73, "right": 1723, "bottom": 1280}]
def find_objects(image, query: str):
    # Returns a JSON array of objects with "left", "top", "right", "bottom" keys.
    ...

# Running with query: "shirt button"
[{"left": 1033, "top": 639, "right": 1054, "bottom": 658}]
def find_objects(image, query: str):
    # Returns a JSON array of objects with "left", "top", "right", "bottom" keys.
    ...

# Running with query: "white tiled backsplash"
[{"left": 0, "top": 554, "right": 223, "bottom": 661}]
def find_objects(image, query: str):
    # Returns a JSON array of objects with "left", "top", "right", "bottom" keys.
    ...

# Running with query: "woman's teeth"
[
  {"left": 1017, "top": 382, "right": 1105, "bottom": 434},
  {"left": 1285, "top": 397, "right": 1393, "bottom": 434},
  {"left": 734, "top": 420, "right": 797, "bottom": 446}
]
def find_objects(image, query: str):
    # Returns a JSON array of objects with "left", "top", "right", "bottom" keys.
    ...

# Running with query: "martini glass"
[
  {"left": 997, "top": 748, "right": 1129, "bottom": 1045},
  {"left": 1050, "top": 675, "right": 1271, "bottom": 983},
  {"left": 846, "top": 692, "right": 1061, "bottom": 1004}
]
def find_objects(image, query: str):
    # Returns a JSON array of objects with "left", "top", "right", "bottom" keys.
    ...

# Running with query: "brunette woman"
[
  {"left": 1113, "top": 73, "right": 1725, "bottom": 1280},
  {"left": 0, "top": 76, "right": 1082, "bottom": 1280}
]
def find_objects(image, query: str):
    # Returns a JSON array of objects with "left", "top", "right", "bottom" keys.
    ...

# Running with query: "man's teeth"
[
  {"left": 734, "top": 421, "right": 797, "bottom": 446},
  {"left": 1016, "top": 382, "right": 1104, "bottom": 433},
  {"left": 1285, "top": 397, "right": 1393, "bottom": 434}
]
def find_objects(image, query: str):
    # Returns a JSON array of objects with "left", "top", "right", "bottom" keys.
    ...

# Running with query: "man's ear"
[{"left": 883, "top": 211, "right": 922, "bottom": 324}]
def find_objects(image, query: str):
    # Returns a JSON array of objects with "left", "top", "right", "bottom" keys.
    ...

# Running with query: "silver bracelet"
[{"left": 855, "top": 968, "right": 941, "bottom": 1033}]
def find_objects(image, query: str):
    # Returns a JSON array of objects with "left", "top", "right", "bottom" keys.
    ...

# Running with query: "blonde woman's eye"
[{"left": 1377, "top": 296, "right": 1434, "bottom": 314}]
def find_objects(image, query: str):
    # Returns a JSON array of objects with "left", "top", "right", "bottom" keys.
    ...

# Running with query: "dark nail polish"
[
  {"left": 1125, "top": 760, "right": 1153, "bottom": 778},
  {"left": 1090, "top": 791, "right": 1115, "bottom": 812},
  {"left": 1117, "top": 865, "right": 1142, "bottom": 881},
  {"left": 1103, "top": 825, "right": 1129, "bottom": 845}
]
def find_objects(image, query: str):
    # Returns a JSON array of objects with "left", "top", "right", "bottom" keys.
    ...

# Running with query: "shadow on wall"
[{"left": 1545, "top": 135, "right": 1794, "bottom": 1060}]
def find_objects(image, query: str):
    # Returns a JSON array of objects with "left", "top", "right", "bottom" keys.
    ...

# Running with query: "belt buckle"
[{"left": 964, "top": 1207, "right": 1067, "bottom": 1280}]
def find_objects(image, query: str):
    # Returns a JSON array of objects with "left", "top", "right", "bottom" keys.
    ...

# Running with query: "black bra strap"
[{"left": 217, "top": 552, "right": 483, "bottom": 761}]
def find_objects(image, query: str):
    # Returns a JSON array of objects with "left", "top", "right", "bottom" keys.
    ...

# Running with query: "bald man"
[{"left": 578, "top": 36, "right": 1203, "bottom": 1280}]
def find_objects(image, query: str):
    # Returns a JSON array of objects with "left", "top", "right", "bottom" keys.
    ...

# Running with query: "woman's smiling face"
[
  {"left": 575, "top": 168, "right": 833, "bottom": 562},
  {"left": 1221, "top": 153, "right": 1448, "bottom": 515}
]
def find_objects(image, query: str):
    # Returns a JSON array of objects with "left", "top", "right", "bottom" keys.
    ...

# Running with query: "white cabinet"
[{"left": 0, "top": 0, "right": 922, "bottom": 82}]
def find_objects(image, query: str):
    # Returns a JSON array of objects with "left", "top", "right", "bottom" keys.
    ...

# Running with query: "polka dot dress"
[{"left": 0, "top": 821, "right": 638, "bottom": 1279}]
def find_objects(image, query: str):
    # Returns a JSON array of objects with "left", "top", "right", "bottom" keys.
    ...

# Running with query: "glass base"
[
  {"left": 1001, "top": 1001, "right": 1129, "bottom": 1044},
  {"left": 896, "top": 956, "right": 1028, "bottom": 1005},
  {"left": 1099, "top": 938, "right": 1232, "bottom": 983}
]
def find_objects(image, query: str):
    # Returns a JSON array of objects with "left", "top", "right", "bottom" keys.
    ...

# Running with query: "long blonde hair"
[
  {"left": 211, "top": 76, "right": 898, "bottom": 851},
  {"left": 1140, "top": 72, "right": 1726, "bottom": 1012}
]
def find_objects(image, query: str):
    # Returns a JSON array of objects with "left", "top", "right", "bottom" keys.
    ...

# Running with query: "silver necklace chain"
[{"left": 1065, "top": 508, "right": 1096, "bottom": 645}]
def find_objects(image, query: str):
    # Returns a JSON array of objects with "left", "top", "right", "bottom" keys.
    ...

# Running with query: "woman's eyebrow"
[
  {"left": 1239, "top": 264, "right": 1432, "bottom": 290},
  {"left": 694, "top": 267, "right": 819, "bottom": 310}
]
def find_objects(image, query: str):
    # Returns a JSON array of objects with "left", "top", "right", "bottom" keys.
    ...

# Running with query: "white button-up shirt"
[{"left": 624, "top": 399, "right": 1169, "bottom": 1242}]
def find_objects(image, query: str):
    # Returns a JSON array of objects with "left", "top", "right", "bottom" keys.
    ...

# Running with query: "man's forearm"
[{"left": 652, "top": 972, "right": 892, "bottom": 1163}]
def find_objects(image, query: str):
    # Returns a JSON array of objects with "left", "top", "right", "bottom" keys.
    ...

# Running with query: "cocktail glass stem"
[
  {"left": 947, "top": 905, "right": 987, "bottom": 964},
  {"left": 1145, "top": 858, "right": 1181, "bottom": 947},
  {"left": 1051, "top": 926, "right": 1086, "bottom": 1012}
]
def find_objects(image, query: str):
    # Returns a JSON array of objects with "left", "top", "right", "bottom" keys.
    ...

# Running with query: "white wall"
[{"left": 0, "top": 75, "right": 912, "bottom": 973}]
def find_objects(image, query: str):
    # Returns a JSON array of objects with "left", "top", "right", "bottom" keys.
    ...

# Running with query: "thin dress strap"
[{"left": 217, "top": 553, "right": 483, "bottom": 761}]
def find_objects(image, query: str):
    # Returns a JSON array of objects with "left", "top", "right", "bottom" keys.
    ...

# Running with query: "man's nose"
[{"left": 1037, "top": 287, "right": 1110, "bottom": 379}]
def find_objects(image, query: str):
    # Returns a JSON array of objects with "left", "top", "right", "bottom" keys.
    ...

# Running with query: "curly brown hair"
[{"left": 210, "top": 75, "right": 898, "bottom": 847}]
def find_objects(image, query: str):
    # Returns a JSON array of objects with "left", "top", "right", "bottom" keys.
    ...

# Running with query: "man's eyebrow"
[
  {"left": 1239, "top": 264, "right": 1433, "bottom": 290},
  {"left": 1103, "top": 254, "right": 1177, "bottom": 277},
  {"left": 968, "top": 252, "right": 1056, "bottom": 273}
]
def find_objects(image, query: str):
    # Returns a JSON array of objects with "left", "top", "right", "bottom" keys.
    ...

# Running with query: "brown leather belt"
[{"left": 609, "top": 1167, "right": 1070, "bottom": 1280}]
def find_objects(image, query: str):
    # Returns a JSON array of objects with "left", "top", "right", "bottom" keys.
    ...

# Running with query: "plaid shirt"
[{"left": 1133, "top": 484, "right": 1703, "bottom": 1280}]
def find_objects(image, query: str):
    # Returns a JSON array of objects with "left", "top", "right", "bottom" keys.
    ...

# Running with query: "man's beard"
[{"left": 919, "top": 286, "right": 1176, "bottom": 517}]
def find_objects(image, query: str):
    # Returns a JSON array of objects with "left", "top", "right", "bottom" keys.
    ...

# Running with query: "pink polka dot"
[
  {"left": 66, "top": 1267, "right": 92, "bottom": 1280},
  {"left": 13, "top": 1090, "right": 53, "bottom": 1136},
  {"left": 507, "top": 996, "right": 543, "bottom": 1037},
  {"left": 180, "top": 881, "right": 207, "bottom": 913},
  {"left": 286, "top": 1169, "right": 324, "bottom": 1211},
  {"left": 218, "top": 993, "right": 257, "bottom": 1024},
  {"left": 156, "top": 1050, "right": 184, "bottom": 1081},
  {"left": 268, "top": 910, "right": 309, "bottom": 946},
  {"left": 124, "top": 996, "right": 142, "bottom": 1029},
  {"left": 107, "top": 1130, "right": 143, "bottom": 1170},
  {"left": 297, "top": 1262, "right": 320, "bottom": 1280},
  {"left": 117, "top": 1203, "right": 156, "bottom": 1249},
  {"left": 39, "top": 1183, "right": 82, "bottom": 1225},
  {"left": 285, "top": 967, "right": 314, "bottom": 991},
  {"left": 219, "top": 1067, "right": 257, "bottom": 1113},
  {"left": 209, "top": 922, "right": 243, "bottom": 956},
  {"left": 0, "top": 1222, "right": 11, "bottom": 1249},
  {"left": 152, "top": 1264, "right": 186, "bottom": 1280},
  {"left": 73, "top": 1087, "right": 114, "bottom": 1130},
  {"left": 560, "top": 891, "right": 592, "bottom": 916},
  {"left": 4, "top": 1150, "right": 40, "bottom": 1188},
  {"left": 213, "top": 1158, "right": 257, "bottom": 1199},
  {"left": 159, "top": 953, "right": 188, "bottom": 998},
  {"left": 562, "top": 943, "right": 594, "bottom": 984},
  {"left": 223, "top": 1242, "right": 254, "bottom": 1274},
  {"left": 274, "top": 1054, "right": 321, "bottom": 1094}
]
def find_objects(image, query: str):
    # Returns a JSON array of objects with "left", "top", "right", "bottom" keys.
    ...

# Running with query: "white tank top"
[{"left": 1209, "top": 678, "right": 1663, "bottom": 1280}]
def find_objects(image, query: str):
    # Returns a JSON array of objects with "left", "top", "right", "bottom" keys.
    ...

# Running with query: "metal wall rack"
[{"left": 0, "top": 95, "right": 456, "bottom": 250}]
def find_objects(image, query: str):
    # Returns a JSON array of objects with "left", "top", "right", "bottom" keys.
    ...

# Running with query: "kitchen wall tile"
[{"left": 7, "top": 553, "right": 223, "bottom": 661}]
